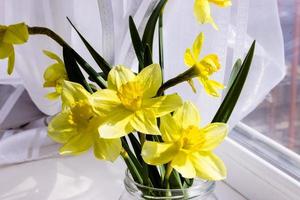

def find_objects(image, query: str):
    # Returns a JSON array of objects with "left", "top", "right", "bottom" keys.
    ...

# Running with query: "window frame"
[{"left": 216, "top": 122, "right": 300, "bottom": 200}]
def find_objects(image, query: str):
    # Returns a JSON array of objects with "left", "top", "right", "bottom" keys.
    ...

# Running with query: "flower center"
[
  {"left": 181, "top": 126, "right": 203, "bottom": 150},
  {"left": 117, "top": 81, "right": 143, "bottom": 111},
  {"left": 68, "top": 100, "right": 94, "bottom": 128}
]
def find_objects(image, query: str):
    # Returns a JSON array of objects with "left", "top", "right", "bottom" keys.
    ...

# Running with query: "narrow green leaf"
[
  {"left": 129, "top": 16, "right": 144, "bottom": 71},
  {"left": 212, "top": 41, "right": 256, "bottom": 123},
  {"left": 142, "top": 0, "right": 168, "bottom": 56},
  {"left": 224, "top": 59, "right": 242, "bottom": 95},
  {"left": 158, "top": 12, "right": 164, "bottom": 77},
  {"left": 70, "top": 49, "right": 107, "bottom": 89},
  {"left": 66, "top": 17, "right": 111, "bottom": 78},
  {"left": 62, "top": 46, "right": 92, "bottom": 93},
  {"left": 144, "top": 44, "right": 153, "bottom": 66}
]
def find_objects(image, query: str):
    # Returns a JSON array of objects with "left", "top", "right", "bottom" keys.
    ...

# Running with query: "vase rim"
[{"left": 125, "top": 169, "right": 216, "bottom": 193}]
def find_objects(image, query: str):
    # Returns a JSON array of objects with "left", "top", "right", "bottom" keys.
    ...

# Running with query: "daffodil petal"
[
  {"left": 142, "top": 94, "right": 182, "bottom": 117},
  {"left": 136, "top": 64, "right": 162, "bottom": 98},
  {"left": 59, "top": 132, "right": 94, "bottom": 155},
  {"left": 61, "top": 81, "right": 91, "bottom": 106},
  {"left": 0, "top": 43, "right": 13, "bottom": 59},
  {"left": 48, "top": 112, "right": 76, "bottom": 143},
  {"left": 107, "top": 65, "right": 136, "bottom": 90},
  {"left": 173, "top": 101, "right": 201, "bottom": 130},
  {"left": 194, "top": 0, "right": 218, "bottom": 29},
  {"left": 94, "top": 137, "right": 122, "bottom": 162},
  {"left": 192, "top": 32, "right": 204, "bottom": 60},
  {"left": 43, "top": 50, "right": 63, "bottom": 63},
  {"left": 142, "top": 141, "right": 179, "bottom": 165},
  {"left": 43, "top": 63, "right": 66, "bottom": 82},
  {"left": 160, "top": 114, "right": 181, "bottom": 142},
  {"left": 171, "top": 150, "right": 196, "bottom": 178},
  {"left": 3, "top": 22, "right": 29, "bottom": 44},
  {"left": 200, "top": 54, "right": 221, "bottom": 74},
  {"left": 130, "top": 110, "right": 160, "bottom": 135},
  {"left": 199, "top": 77, "right": 223, "bottom": 97},
  {"left": 191, "top": 152, "right": 226, "bottom": 180},
  {"left": 209, "top": 0, "right": 232, "bottom": 7},
  {"left": 99, "top": 107, "right": 134, "bottom": 138},
  {"left": 46, "top": 91, "right": 60, "bottom": 100},
  {"left": 92, "top": 89, "right": 122, "bottom": 116},
  {"left": 184, "top": 49, "right": 196, "bottom": 67},
  {"left": 7, "top": 50, "right": 15, "bottom": 75},
  {"left": 198, "top": 123, "right": 228, "bottom": 151}
]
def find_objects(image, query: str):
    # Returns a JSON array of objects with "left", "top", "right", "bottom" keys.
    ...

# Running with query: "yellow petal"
[
  {"left": 209, "top": 0, "right": 232, "bottom": 7},
  {"left": 173, "top": 101, "right": 201, "bottom": 130},
  {"left": 191, "top": 152, "right": 226, "bottom": 180},
  {"left": 142, "top": 94, "right": 182, "bottom": 117},
  {"left": 194, "top": 0, "right": 218, "bottom": 30},
  {"left": 94, "top": 137, "right": 122, "bottom": 162},
  {"left": 45, "top": 91, "right": 60, "bottom": 100},
  {"left": 7, "top": 50, "right": 15, "bottom": 75},
  {"left": 92, "top": 89, "right": 122, "bottom": 116},
  {"left": 0, "top": 43, "right": 13, "bottom": 59},
  {"left": 3, "top": 22, "right": 29, "bottom": 44},
  {"left": 142, "top": 141, "right": 179, "bottom": 165},
  {"left": 160, "top": 114, "right": 181, "bottom": 142},
  {"left": 130, "top": 110, "right": 160, "bottom": 135},
  {"left": 136, "top": 64, "right": 162, "bottom": 98},
  {"left": 199, "top": 77, "right": 224, "bottom": 97},
  {"left": 200, "top": 54, "right": 221, "bottom": 75},
  {"left": 184, "top": 49, "right": 196, "bottom": 67},
  {"left": 171, "top": 150, "right": 196, "bottom": 178},
  {"left": 43, "top": 63, "right": 66, "bottom": 82},
  {"left": 59, "top": 132, "right": 94, "bottom": 155},
  {"left": 192, "top": 32, "right": 204, "bottom": 60},
  {"left": 99, "top": 107, "right": 134, "bottom": 138},
  {"left": 43, "top": 50, "right": 63, "bottom": 64},
  {"left": 107, "top": 65, "right": 136, "bottom": 91},
  {"left": 48, "top": 112, "right": 76, "bottom": 143},
  {"left": 187, "top": 79, "right": 197, "bottom": 93},
  {"left": 198, "top": 123, "right": 228, "bottom": 151},
  {"left": 61, "top": 81, "right": 91, "bottom": 106}
]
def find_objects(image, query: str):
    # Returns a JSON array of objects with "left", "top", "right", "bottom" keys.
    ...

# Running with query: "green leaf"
[
  {"left": 142, "top": 0, "right": 168, "bottom": 58},
  {"left": 212, "top": 41, "right": 256, "bottom": 123},
  {"left": 62, "top": 46, "right": 92, "bottom": 93},
  {"left": 70, "top": 48, "right": 107, "bottom": 89},
  {"left": 224, "top": 59, "right": 242, "bottom": 95},
  {"left": 143, "top": 44, "right": 153, "bottom": 66},
  {"left": 66, "top": 17, "right": 111, "bottom": 78},
  {"left": 129, "top": 16, "right": 144, "bottom": 71}
]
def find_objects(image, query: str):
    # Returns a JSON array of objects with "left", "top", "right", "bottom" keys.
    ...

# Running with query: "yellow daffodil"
[
  {"left": 0, "top": 22, "right": 29, "bottom": 74},
  {"left": 43, "top": 50, "right": 68, "bottom": 100},
  {"left": 142, "top": 101, "right": 228, "bottom": 180},
  {"left": 184, "top": 32, "right": 224, "bottom": 97},
  {"left": 48, "top": 81, "right": 122, "bottom": 161},
  {"left": 93, "top": 64, "right": 183, "bottom": 139},
  {"left": 194, "top": 0, "right": 232, "bottom": 29}
]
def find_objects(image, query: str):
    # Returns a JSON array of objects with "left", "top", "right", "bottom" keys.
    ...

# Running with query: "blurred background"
[{"left": 243, "top": 0, "right": 300, "bottom": 154}]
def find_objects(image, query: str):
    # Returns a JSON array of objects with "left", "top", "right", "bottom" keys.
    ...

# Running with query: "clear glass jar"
[{"left": 119, "top": 170, "right": 217, "bottom": 200}]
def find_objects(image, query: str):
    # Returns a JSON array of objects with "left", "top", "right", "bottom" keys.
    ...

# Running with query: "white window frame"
[{"left": 216, "top": 122, "right": 300, "bottom": 200}]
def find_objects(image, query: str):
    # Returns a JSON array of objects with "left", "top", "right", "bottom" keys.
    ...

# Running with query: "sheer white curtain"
[{"left": 0, "top": 0, "right": 285, "bottom": 165}]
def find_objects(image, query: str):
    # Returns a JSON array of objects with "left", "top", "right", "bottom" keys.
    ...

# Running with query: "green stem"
[
  {"left": 157, "top": 66, "right": 199, "bottom": 96},
  {"left": 158, "top": 12, "right": 164, "bottom": 82}
]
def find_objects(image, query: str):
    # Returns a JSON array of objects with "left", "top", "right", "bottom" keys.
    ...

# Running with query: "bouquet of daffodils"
[{"left": 1, "top": 0, "right": 255, "bottom": 197}]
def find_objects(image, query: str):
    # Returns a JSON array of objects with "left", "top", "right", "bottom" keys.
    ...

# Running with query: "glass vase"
[{"left": 119, "top": 170, "right": 217, "bottom": 200}]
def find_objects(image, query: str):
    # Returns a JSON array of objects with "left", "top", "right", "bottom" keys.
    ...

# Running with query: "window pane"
[{"left": 242, "top": 0, "right": 300, "bottom": 154}]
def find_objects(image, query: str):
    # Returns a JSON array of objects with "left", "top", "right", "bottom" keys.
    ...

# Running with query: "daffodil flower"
[
  {"left": 0, "top": 22, "right": 29, "bottom": 74},
  {"left": 184, "top": 32, "right": 224, "bottom": 97},
  {"left": 194, "top": 0, "right": 232, "bottom": 29},
  {"left": 43, "top": 50, "right": 68, "bottom": 100},
  {"left": 94, "top": 64, "right": 183, "bottom": 138},
  {"left": 48, "top": 81, "right": 122, "bottom": 161},
  {"left": 142, "top": 101, "right": 228, "bottom": 180}
]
